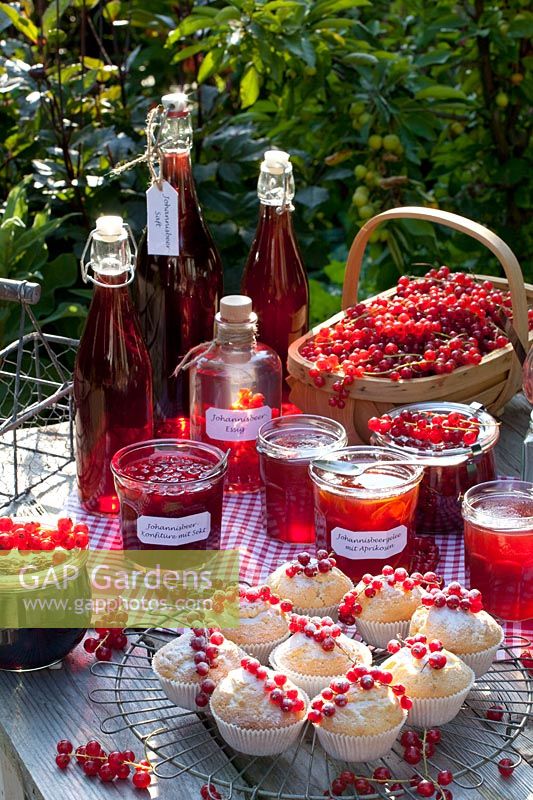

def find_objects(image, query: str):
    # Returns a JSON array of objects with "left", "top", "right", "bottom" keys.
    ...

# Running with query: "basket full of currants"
[{"left": 287, "top": 206, "right": 532, "bottom": 443}]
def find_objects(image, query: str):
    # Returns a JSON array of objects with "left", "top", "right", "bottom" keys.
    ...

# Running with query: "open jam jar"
[
  {"left": 309, "top": 447, "right": 423, "bottom": 581},
  {"left": 257, "top": 415, "right": 347, "bottom": 544},
  {"left": 370, "top": 402, "right": 499, "bottom": 537},
  {"left": 111, "top": 440, "right": 227, "bottom": 550}
]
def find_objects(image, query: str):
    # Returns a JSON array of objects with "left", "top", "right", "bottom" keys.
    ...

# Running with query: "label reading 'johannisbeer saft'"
[
  {"left": 137, "top": 512, "right": 211, "bottom": 546},
  {"left": 146, "top": 180, "right": 179, "bottom": 256},
  {"left": 205, "top": 406, "right": 272, "bottom": 442},
  {"left": 330, "top": 525, "right": 407, "bottom": 560}
]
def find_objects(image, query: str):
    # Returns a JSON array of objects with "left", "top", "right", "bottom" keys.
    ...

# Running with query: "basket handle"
[{"left": 343, "top": 206, "right": 529, "bottom": 350}]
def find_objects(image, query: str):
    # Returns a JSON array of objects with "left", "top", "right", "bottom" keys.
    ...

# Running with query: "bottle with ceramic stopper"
[
  {"left": 74, "top": 215, "right": 153, "bottom": 513},
  {"left": 241, "top": 149, "right": 309, "bottom": 401},
  {"left": 134, "top": 91, "right": 223, "bottom": 438},
  {"left": 189, "top": 295, "right": 282, "bottom": 493}
]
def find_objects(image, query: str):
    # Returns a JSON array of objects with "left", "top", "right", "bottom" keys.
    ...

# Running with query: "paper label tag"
[
  {"left": 136, "top": 512, "right": 210, "bottom": 546},
  {"left": 205, "top": 406, "right": 272, "bottom": 442},
  {"left": 330, "top": 525, "right": 407, "bottom": 560},
  {"left": 146, "top": 180, "right": 179, "bottom": 256}
]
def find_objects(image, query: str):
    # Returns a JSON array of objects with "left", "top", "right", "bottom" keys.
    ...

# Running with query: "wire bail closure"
[
  {"left": 80, "top": 222, "right": 137, "bottom": 289},
  {"left": 276, "top": 163, "right": 294, "bottom": 215}
]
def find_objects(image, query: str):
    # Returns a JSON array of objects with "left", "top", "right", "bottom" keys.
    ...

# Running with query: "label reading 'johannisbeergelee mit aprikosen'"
[
  {"left": 137, "top": 513, "right": 211, "bottom": 546},
  {"left": 206, "top": 406, "right": 272, "bottom": 442},
  {"left": 331, "top": 525, "right": 407, "bottom": 560},
  {"left": 146, "top": 180, "right": 179, "bottom": 257}
]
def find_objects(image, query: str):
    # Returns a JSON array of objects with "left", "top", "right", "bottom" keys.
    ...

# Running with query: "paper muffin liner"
[
  {"left": 155, "top": 673, "right": 202, "bottom": 713},
  {"left": 316, "top": 713, "right": 407, "bottom": 762},
  {"left": 211, "top": 700, "right": 308, "bottom": 756},
  {"left": 237, "top": 631, "right": 291, "bottom": 665},
  {"left": 354, "top": 618, "right": 411, "bottom": 650},
  {"left": 407, "top": 672, "right": 475, "bottom": 728},
  {"left": 292, "top": 603, "right": 340, "bottom": 621},
  {"left": 455, "top": 632, "right": 504, "bottom": 679},
  {"left": 269, "top": 645, "right": 349, "bottom": 698}
]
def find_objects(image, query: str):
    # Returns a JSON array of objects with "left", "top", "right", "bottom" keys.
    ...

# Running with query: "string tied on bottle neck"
[{"left": 109, "top": 104, "right": 168, "bottom": 188}]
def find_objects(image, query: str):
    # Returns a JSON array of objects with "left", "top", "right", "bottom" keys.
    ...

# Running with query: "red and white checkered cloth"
[{"left": 64, "top": 490, "right": 532, "bottom": 650}]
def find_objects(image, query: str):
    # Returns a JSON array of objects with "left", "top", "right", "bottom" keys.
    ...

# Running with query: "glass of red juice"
[
  {"left": 309, "top": 447, "right": 423, "bottom": 582},
  {"left": 463, "top": 480, "right": 533, "bottom": 621},
  {"left": 257, "top": 415, "right": 347, "bottom": 544},
  {"left": 111, "top": 439, "right": 227, "bottom": 550}
]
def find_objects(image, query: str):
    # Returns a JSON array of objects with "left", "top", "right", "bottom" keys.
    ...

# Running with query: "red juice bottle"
[
  {"left": 134, "top": 92, "right": 223, "bottom": 438},
  {"left": 241, "top": 150, "right": 309, "bottom": 402},
  {"left": 73, "top": 216, "right": 153, "bottom": 514},
  {"left": 189, "top": 295, "right": 282, "bottom": 493}
]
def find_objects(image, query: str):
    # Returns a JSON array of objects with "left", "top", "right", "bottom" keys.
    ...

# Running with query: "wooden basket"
[{"left": 288, "top": 206, "right": 532, "bottom": 443}]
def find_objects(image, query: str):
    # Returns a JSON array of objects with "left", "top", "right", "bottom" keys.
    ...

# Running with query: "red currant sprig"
[
  {"left": 0, "top": 516, "right": 89, "bottom": 552},
  {"left": 239, "top": 584, "right": 293, "bottom": 613},
  {"left": 240, "top": 657, "right": 306, "bottom": 714},
  {"left": 288, "top": 613, "right": 343, "bottom": 652},
  {"left": 368, "top": 409, "right": 487, "bottom": 450},
  {"left": 55, "top": 739, "right": 152, "bottom": 789},
  {"left": 338, "top": 566, "right": 439, "bottom": 626},
  {"left": 519, "top": 649, "right": 533, "bottom": 676},
  {"left": 285, "top": 550, "right": 336, "bottom": 578},
  {"left": 83, "top": 627, "right": 128, "bottom": 662},
  {"left": 188, "top": 628, "right": 227, "bottom": 708},
  {"left": 307, "top": 665, "right": 411, "bottom": 724},
  {"left": 324, "top": 760, "right": 454, "bottom": 798},
  {"left": 387, "top": 635, "right": 448, "bottom": 670},
  {"left": 420, "top": 581, "right": 483, "bottom": 614}
]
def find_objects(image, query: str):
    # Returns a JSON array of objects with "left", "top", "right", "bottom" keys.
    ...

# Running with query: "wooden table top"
[{"left": 0, "top": 393, "right": 531, "bottom": 800}]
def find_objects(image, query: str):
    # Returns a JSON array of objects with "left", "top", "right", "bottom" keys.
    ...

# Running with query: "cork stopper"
[
  {"left": 94, "top": 215, "right": 124, "bottom": 241},
  {"left": 219, "top": 295, "right": 253, "bottom": 323},
  {"left": 161, "top": 92, "right": 189, "bottom": 113}
]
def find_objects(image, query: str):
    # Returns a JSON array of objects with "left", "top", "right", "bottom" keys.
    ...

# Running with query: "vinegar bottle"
[
  {"left": 135, "top": 92, "right": 223, "bottom": 438},
  {"left": 241, "top": 150, "right": 309, "bottom": 400},
  {"left": 73, "top": 216, "right": 153, "bottom": 513},
  {"left": 189, "top": 295, "right": 282, "bottom": 493}
]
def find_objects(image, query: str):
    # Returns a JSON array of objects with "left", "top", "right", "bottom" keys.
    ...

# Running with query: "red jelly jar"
[
  {"left": 463, "top": 480, "right": 533, "bottom": 621},
  {"left": 111, "top": 440, "right": 227, "bottom": 550},
  {"left": 371, "top": 402, "right": 499, "bottom": 537},
  {"left": 309, "top": 446, "right": 423, "bottom": 582},
  {"left": 257, "top": 415, "right": 347, "bottom": 544}
]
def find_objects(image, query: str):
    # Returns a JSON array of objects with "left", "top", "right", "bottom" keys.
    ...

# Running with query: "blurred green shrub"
[{"left": 0, "top": 0, "right": 531, "bottom": 339}]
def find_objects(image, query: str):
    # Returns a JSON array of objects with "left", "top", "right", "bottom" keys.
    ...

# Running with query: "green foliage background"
[{"left": 0, "top": 0, "right": 531, "bottom": 346}]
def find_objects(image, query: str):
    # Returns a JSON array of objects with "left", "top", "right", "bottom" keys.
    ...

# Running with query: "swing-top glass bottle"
[
  {"left": 73, "top": 215, "right": 153, "bottom": 513},
  {"left": 134, "top": 92, "right": 223, "bottom": 438}
]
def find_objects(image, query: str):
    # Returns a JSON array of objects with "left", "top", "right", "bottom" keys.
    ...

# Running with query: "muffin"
[
  {"left": 269, "top": 613, "right": 372, "bottom": 696},
  {"left": 338, "top": 565, "right": 425, "bottom": 648},
  {"left": 408, "top": 581, "right": 504, "bottom": 677},
  {"left": 152, "top": 628, "right": 245, "bottom": 711},
  {"left": 221, "top": 585, "right": 292, "bottom": 663},
  {"left": 210, "top": 658, "right": 308, "bottom": 756},
  {"left": 266, "top": 550, "right": 353, "bottom": 618},
  {"left": 307, "top": 665, "right": 408, "bottom": 762},
  {"left": 381, "top": 635, "right": 475, "bottom": 727}
]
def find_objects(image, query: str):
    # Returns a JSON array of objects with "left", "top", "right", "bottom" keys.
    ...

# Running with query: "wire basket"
[
  {"left": 0, "top": 278, "right": 78, "bottom": 511},
  {"left": 90, "top": 628, "right": 532, "bottom": 800}
]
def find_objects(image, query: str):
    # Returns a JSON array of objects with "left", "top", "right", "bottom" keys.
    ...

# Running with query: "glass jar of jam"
[
  {"left": 370, "top": 402, "right": 499, "bottom": 537},
  {"left": 463, "top": 480, "right": 533, "bottom": 621},
  {"left": 111, "top": 440, "right": 227, "bottom": 550},
  {"left": 257, "top": 415, "right": 347, "bottom": 544},
  {"left": 309, "top": 446, "right": 423, "bottom": 581}
]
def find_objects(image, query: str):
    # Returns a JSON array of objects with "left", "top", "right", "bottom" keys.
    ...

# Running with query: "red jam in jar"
[
  {"left": 370, "top": 402, "right": 498, "bottom": 537},
  {"left": 463, "top": 480, "right": 533, "bottom": 621},
  {"left": 111, "top": 440, "right": 227, "bottom": 550},
  {"left": 257, "top": 415, "right": 347, "bottom": 544},
  {"left": 309, "top": 447, "right": 423, "bottom": 581}
]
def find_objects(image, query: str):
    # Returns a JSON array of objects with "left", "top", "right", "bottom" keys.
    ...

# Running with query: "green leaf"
[
  {"left": 415, "top": 85, "right": 467, "bottom": 101},
  {"left": 0, "top": 3, "right": 39, "bottom": 42},
  {"left": 309, "top": 279, "right": 341, "bottom": 326},
  {"left": 214, "top": 6, "right": 242, "bottom": 24},
  {"left": 171, "top": 41, "right": 206, "bottom": 63},
  {"left": 342, "top": 52, "right": 378, "bottom": 66},
  {"left": 415, "top": 49, "right": 452, "bottom": 67},
  {"left": 197, "top": 48, "right": 223, "bottom": 83},
  {"left": 240, "top": 65, "right": 261, "bottom": 108},
  {"left": 42, "top": 0, "right": 72, "bottom": 36},
  {"left": 324, "top": 259, "right": 345, "bottom": 286},
  {"left": 3, "top": 181, "right": 29, "bottom": 222},
  {"left": 168, "top": 15, "right": 213, "bottom": 42},
  {"left": 508, "top": 15, "right": 533, "bottom": 39},
  {"left": 284, "top": 36, "right": 317, "bottom": 68}
]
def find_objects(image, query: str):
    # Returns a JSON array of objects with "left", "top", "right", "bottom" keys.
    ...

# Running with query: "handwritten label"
[
  {"left": 137, "top": 512, "right": 210, "bottom": 546},
  {"left": 330, "top": 525, "right": 407, "bottom": 560},
  {"left": 206, "top": 406, "right": 272, "bottom": 442},
  {"left": 146, "top": 180, "right": 179, "bottom": 256}
]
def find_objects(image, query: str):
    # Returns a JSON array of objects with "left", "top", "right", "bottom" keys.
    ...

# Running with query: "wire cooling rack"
[{"left": 89, "top": 628, "right": 532, "bottom": 799}]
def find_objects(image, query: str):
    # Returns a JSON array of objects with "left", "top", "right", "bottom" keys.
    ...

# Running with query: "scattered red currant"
[{"left": 497, "top": 758, "right": 515, "bottom": 778}]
